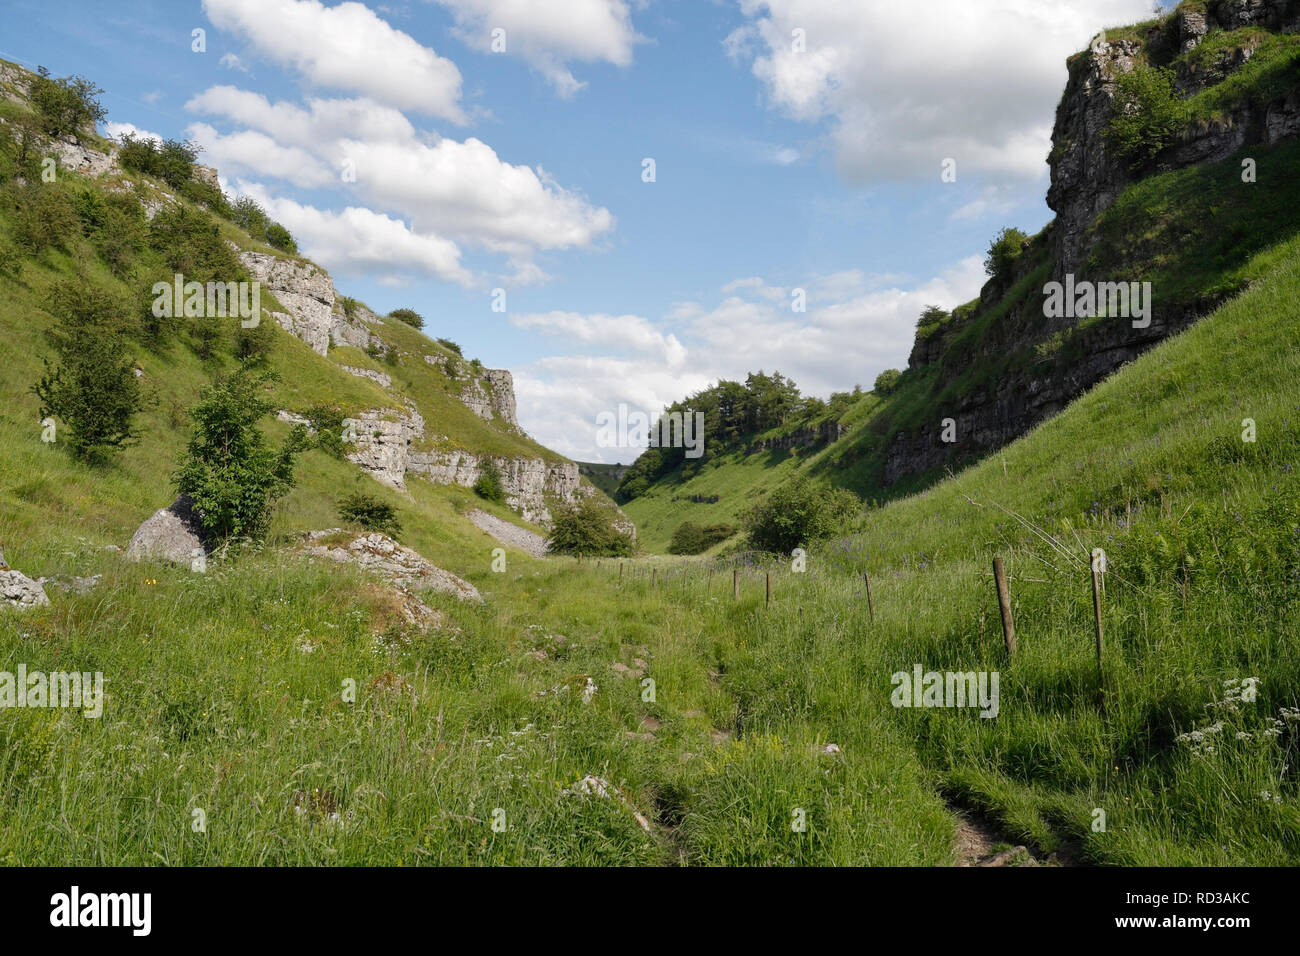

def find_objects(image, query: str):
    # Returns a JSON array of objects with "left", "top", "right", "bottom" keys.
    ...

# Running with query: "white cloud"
[
  {"left": 431, "top": 0, "right": 643, "bottom": 96},
  {"left": 728, "top": 0, "right": 1154, "bottom": 183},
  {"left": 511, "top": 256, "right": 988, "bottom": 460},
  {"left": 202, "top": 0, "right": 466, "bottom": 121},
  {"left": 186, "top": 122, "right": 336, "bottom": 189},
  {"left": 185, "top": 86, "right": 615, "bottom": 273},
  {"left": 104, "top": 121, "right": 163, "bottom": 145},
  {"left": 236, "top": 181, "right": 473, "bottom": 286}
]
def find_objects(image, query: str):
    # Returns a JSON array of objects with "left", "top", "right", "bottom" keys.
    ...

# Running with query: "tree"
[
  {"left": 873, "top": 368, "right": 902, "bottom": 396},
  {"left": 33, "top": 282, "right": 142, "bottom": 463},
  {"left": 547, "top": 498, "right": 635, "bottom": 556},
  {"left": 1106, "top": 66, "right": 1187, "bottom": 168},
  {"left": 389, "top": 308, "right": 424, "bottom": 329},
  {"left": 984, "top": 227, "right": 1029, "bottom": 281},
  {"left": 265, "top": 222, "right": 297, "bottom": 254},
  {"left": 174, "top": 371, "right": 307, "bottom": 546},
  {"left": 744, "top": 480, "right": 860, "bottom": 554},
  {"left": 473, "top": 460, "right": 506, "bottom": 503},
  {"left": 29, "top": 68, "right": 106, "bottom": 141}
]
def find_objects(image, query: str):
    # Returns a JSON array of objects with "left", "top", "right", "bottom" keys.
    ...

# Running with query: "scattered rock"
[
  {"left": 38, "top": 574, "right": 102, "bottom": 595},
  {"left": 340, "top": 365, "right": 391, "bottom": 388},
  {"left": 301, "top": 530, "right": 482, "bottom": 603},
  {"left": 1, "top": 569, "right": 49, "bottom": 609},
  {"left": 822, "top": 743, "right": 841, "bottom": 755},
  {"left": 561, "top": 775, "right": 653, "bottom": 833},
  {"left": 125, "top": 497, "right": 207, "bottom": 567}
]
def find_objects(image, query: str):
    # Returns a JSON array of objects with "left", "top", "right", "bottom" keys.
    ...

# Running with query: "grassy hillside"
[{"left": 5, "top": 224, "right": 1299, "bottom": 864}]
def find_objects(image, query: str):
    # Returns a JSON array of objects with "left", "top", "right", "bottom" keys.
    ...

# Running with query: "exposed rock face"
[
  {"left": 407, "top": 451, "right": 582, "bottom": 524},
  {"left": 747, "top": 421, "right": 846, "bottom": 454},
  {"left": 301, "top": 530, "right": 482, "bottom": 603},
  {"left": 125, "top": 497, "right": 207, "bottom": 566},
  {"left": 1049, "top": 5, "right": 1300, "bottom": 274},
  {"left": 1, "top": 569, "right": 49, "bottom": 609},
  {"left": 239, "top": 251, "right": 336, "bottom": 355},
  {"left": 459, "top": 369, "right": 519, "bottom": 427},
  {"left": 344, "top": 404, "right": 425, "bottom": 491},
  {"left": 52, "top": 140, "right": 118, "bottom": 177},
  {"left": 424, "top": 355, "right": 519, "bottom": 427},
  {"left": 340, "top": 365, "right": 391, "bottom": 388},
  {"left": 884, "top": 10, "right": 1300, "bottom": 489}
]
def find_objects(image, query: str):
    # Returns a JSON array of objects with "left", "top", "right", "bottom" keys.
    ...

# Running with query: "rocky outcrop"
[
  {"left": 0, "top": 550, "right": 49, "bottom": 609},
  {"left": 458, "top": 369, "right": 519, "bottom": 427},
  {"left": 1, "top": 569, "right": 49, "bottom": 609},
  {"left": 407, "top": 451, "right": 582, "bottom": 524},
  {"left": 238, "top": 251, "right": 336, "bottom": 355},
  {"left": 344, "top": 403, "right": 425, "bottom": 491},
  {"left": 340, "top": 365, "right": 391, "bottom": 388},
  {"left": 746, "top": 420, "right": 846, "bottom": 454},
  {"left": 301, "top": 530, "right": 482, "bottom": 603},
  {"left": 883, "top": 8, "right": 1300, "bottom": 489},
  {"left": 1049, "top": 3, "right": 1300, "bottom": 274},
  {"left": 125, "top": 497, "right": 207, "bottom": 567}
]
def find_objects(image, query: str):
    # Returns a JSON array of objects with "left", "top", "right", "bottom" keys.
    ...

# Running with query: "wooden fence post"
[
  {"left": 619, "top": 562, "right": 624, "bottom": 583},
  {"left": 993, "top": 557, "right": 1016, "bottom": 658},
  {"left": 863, "top": 571, "right": 875, "bottom": 623},
  {"left": 1091, "top": 556, "right": 1105, "bottom": 675},
  {"left": 765, "top": 571, "right": 771, "bottom": 607},
  {"left": 733, "top": 568, "right": 739, "bottom": 601},
  {"left": 652, "top": 567, "right": 657, "bottom": 591}
]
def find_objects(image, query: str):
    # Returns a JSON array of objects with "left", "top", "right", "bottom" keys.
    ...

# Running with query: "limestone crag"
[
  {"left": 458, "top": 369, "right": 519, "bottom": 427},
  {"left": 407, "top": 450, "right": 582, "bottom": 524},
  {"left": 345, "top": 402, "right": 426, "bottom": 491}
]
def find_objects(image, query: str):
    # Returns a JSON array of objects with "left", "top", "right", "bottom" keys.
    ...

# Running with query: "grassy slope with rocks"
[{"left": 3, "top": 11, "right": 1300, "bottom": 865}]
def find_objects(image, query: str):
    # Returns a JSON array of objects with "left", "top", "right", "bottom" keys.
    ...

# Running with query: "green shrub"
[
  {"left": 744, "top": 480, "right": 860, "bottom": 554},
  {"left": 338, "top": 492, "right": 401, "bottom": 537},
  {"left": 389, "top": 308, "right": 423, "bottom": 329},
  {"left": 75, "top": 188, "right": 146, "bottom": 277},
  {"left": 11, "top": 182, "right": 80, "bottom": 254},
  {"left": 29, "top": 68, "right": 105, "bottom": 140},
  {"left": 265, "top": 222, "right": 297, "bottom": 254},
  {"left": 32, "top": 281, "right": 142, "bottom": 462},
  {"left": 305, "top": 404, "right": 347, "bottom": 459},
  {"left": 473, "top": 460, "right": 506, "bottom": 503},
  {"left": 983, "top": 226, "right": 1029, "bottom": 281},
  {"left": 235, "top": 315, "right": 275, "bottom": 366},
  {"left": 547, "top": 497, "right": 635, "bottom": 557},
  {"left": 873, "top": 368, "right": 902, "bottom": 396},
  {"left": 174, "top": 370, "right": 307, "bottom": 546},
  {"left": 1106, "top": 66, "right": 1187, "bottom": 168},
  {"left": 437, "top": 338, "right": 462, "bottom": 356},
  {"left": 668, "top": 521, "right": 735, "bottom": 555}
]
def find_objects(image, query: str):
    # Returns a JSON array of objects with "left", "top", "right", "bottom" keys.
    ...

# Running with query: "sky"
[{"left": 1, "top": 0, "right": 1169, "bottom": 463}]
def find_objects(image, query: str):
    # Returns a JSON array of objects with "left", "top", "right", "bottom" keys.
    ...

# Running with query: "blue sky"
[{"left": 1, "top": 0, "right": 1168, "bottom": 461}]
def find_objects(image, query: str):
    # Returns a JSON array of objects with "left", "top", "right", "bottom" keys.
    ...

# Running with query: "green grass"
[{"left": 4, "top": 42, "right": 1300, "bottom": 866}]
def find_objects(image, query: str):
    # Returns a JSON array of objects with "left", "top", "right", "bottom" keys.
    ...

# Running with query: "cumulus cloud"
[
  {"left": 727, "top": 0, "right": 1154, "bottom": 183},
  {"left": 202, "top": 0, "right": 466, "bottom": 121},
  {"left": 103, "top": 121, "right": 163, "bottom": 145},
  {"left": 236, "top": 181, "right": 473, "bottom": 286},
  {"left": 431, "top": 0, "right": 643, "bottom": 96},
  {"left": 184, "top": 86, "right": 615, "bottom": 275},
  {"left": 511, "top": 256, "right": 988, "bottom": 460}
]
